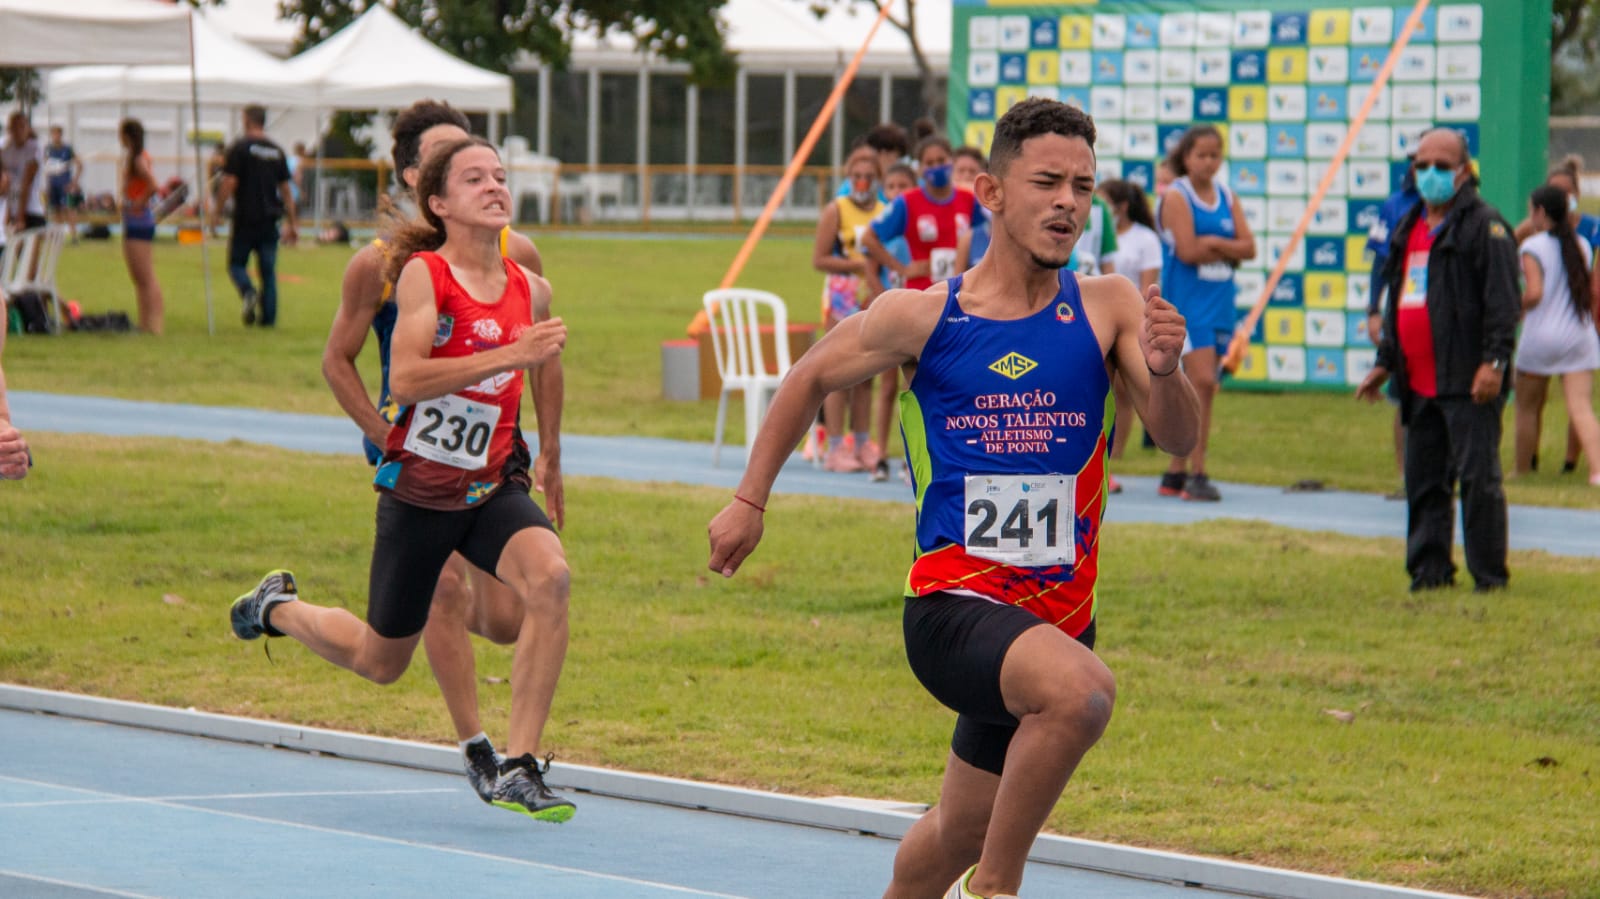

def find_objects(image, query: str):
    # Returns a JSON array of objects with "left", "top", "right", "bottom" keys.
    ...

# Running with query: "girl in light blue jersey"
[{"left": 1155, "top": 125, "right": 1255, "bottom": 502}]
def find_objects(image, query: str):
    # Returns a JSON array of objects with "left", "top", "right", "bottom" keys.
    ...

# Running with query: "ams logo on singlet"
[{"left": 988, "top": 352, "right": 1038, "bottom": 381}]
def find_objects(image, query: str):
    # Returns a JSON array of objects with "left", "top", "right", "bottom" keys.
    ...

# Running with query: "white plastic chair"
[
  {"left": 702, "top": 288, "right": 793, "bottom": 466},
  {"left": 0, "top": 225, "right": 69, "bottom": 333}
]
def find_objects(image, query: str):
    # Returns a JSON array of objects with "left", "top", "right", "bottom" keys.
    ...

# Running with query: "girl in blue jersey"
[{"left": 1156, "top": 125, "right": 1255, "bottom": 501}]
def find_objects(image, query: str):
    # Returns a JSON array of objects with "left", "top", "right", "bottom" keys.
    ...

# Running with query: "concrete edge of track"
[{"left": 0, "top": 683, "right": 1474, "bottom": 899}]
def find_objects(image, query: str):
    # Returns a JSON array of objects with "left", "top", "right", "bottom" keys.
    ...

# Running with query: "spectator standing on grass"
[
  {"left": 1357, "top": 127, "right": 1518, "bottom": 593},
  {"left": 213, "top": 105, "right": 296, "bottom": 328},
  {"left": 812, "top": 146, "right": 885, "bottom": 474},
  {"left": 1, "top": 112, "right": 46, "bottom": 233},
  {"left": 865, "top": 162, "right": 918, "bottom": 483},
  {"left": 43, "top": 126, "right": 82, "bottom": 241},
  {"left": 862, "top": 135, "right": 986, "bottom": 305},
  {"left": 1366, "top": 155, "right": 1419, "bottom": 499},
  {"left": 117, "top": 119, "right": 164, "bottom": 336},
  {"left": 1512, "top": 155, "right": 1600, "bottom": 476},
  {"left": 1511, "top": 184, "right": 1600, "bottom": 486},
  {"left": 1155, "top": 124, "right": 1255, "bottom": 502}
]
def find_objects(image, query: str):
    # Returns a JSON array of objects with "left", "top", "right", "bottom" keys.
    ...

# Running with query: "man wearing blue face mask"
[{"left": 1356, "top": 127, "right": 1519, "bottom": 594}]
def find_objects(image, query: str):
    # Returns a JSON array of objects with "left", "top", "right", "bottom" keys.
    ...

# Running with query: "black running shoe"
[
  {"left": 871, "top": 460, "right": 890, "bottom": 483},
  {"left": 1157, "top": 471, "right": 1186, "bottom": 497},
  {"left": 241, "top": 287, "right": 259, "bottom": 326},
  {"left": 230, "top": 569, "right": 298, "bottom": 639},
  {"left": 491, "top": 753, "right": 576, "bottom": 823},
  {"left": 1182, "top": 473, "right": 1222, "bottom": 502},
  {"left": 463, "top": 736, "right": 501, "bottom": 804}
]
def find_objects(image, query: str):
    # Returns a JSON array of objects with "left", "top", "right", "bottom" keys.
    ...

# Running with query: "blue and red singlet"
[
  {"left": 375, "top": 250, "right": 533, "bottom": 511},
  {"left": 899, "top": 270, "right": 1113, "bottom": 638}
]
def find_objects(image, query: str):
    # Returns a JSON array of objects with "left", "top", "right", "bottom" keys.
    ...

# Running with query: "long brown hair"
[
  {"left": 380, "top": 136, "right": 497, "bottom": 286},
  {"left": 120, "top": 118, "right": 146, "bottom": 183},
  {"left": 1530, "top": 183, "right": 1593, "bottom": 322}
]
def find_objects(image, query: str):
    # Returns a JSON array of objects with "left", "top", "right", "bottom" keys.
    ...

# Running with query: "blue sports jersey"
[
  {"left": 1158, "top": 177, "right": 1237, "bottom": 339},
  {"left": 899, "top": 270, "right": 1113, "bottom": 636},
  {"left": 1578, "top": 213, "right": 1600, "bottom": 257}
]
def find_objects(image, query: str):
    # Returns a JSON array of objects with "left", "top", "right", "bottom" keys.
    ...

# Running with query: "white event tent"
[
  {"left": 44, "top": 13, "right": 317, "bottom": 108},
  {"left": 279, "top": 4, "right": 513, "bottom": 227},
  {"left": 0, "top": 0, "right": 192, "bottom": 66},
  {"left": 283, "top": 4, "right": 512, "bottom": 116}
]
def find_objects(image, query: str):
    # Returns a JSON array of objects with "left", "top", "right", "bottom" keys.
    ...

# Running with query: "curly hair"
[
  {"left": 988, "top": 97, "right": 1096, "bottom": 177},
  {"left": 381, "top": 137, "right": 497, "bottom": 287},
  {"left": 390, "top": 100, "right": 471, "bottom": 174}
]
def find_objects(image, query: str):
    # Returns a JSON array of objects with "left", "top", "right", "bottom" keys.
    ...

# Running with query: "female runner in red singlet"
[{"left": 229, "top": 138, "right": 577, "bottom": 822}]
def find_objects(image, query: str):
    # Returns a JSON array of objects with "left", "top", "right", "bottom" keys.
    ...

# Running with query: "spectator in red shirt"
[{"left": 1357, "top": 128, "right": 1519, "bottom": 593}]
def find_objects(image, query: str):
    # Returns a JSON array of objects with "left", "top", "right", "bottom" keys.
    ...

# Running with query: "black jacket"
[{"left": 1376, "top": 184, "right": 1519, "bottom": 420}]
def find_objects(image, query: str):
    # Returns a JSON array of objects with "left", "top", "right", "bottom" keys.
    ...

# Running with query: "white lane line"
[
  {"left": 0, "top": 775, "right": 752, "bottom": 898},
  {"left": 0, "top": 869, "right": 161, "bottom": 898},
  {"left": 0, "top": 787, "right": 457, "bottom": 809}
]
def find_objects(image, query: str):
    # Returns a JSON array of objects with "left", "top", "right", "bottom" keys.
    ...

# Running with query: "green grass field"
[{"left": 3, "top": 234, "right": 1599, "bottom": 897}]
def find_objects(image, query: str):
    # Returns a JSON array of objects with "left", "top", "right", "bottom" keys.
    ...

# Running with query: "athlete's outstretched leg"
[
  {"left": 965, "top": 628, "right": 1115, "bottom": 897},
  {"left": 883, "top": 754, "right": 996, "bottom": 899},
  {"left": 423, "top": 553, "right": 494, "bottom": 741}
]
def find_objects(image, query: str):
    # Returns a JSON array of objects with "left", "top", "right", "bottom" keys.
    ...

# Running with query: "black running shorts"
[
  {"left": 902, "top": 592, "right": 1096, "bottom": 776},
  {"left": 367, "top": 486, "right": 553, "bottom": 639}
]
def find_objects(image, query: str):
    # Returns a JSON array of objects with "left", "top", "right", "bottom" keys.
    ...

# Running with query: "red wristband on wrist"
[{"left": 734, "top": 494, "right": 766, "bottom": 513}]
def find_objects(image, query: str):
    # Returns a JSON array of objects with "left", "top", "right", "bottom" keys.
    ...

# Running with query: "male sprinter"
[
  {"left": 321, "top": 100, "right": 552, "bottom": 805},
  {"left": 707, "top": 98, "right": 1200, "bottom": 898}
]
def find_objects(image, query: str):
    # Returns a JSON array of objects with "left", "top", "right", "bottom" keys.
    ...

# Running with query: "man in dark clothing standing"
[
  {"left": 1356, "top": 127, "right": 1518, "bottom": 593},
  {"left": 213, "top": 105, "right": 297, "bottom": 327}
]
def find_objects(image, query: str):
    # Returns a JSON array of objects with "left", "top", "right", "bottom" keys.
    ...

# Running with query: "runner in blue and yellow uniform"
[
  {"left": 319, "top": 101, "right": 553, "bottom": 807},
  {"left": 708, "top": 98, "right": 1201, "bottom": 899}
]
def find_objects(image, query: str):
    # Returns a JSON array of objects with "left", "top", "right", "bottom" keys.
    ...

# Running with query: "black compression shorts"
[
  {"left": 367, "top": 486, "right": 553, "bottom": 639},
  {"left": 902, "top": 592, "right": 1096, "bottom": 776}
]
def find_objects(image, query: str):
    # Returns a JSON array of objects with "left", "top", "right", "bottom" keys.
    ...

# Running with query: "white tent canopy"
[
  {"left": 43, "top": 14, "right": 317, "bottom": 108},
  {"left": 283, "top": 5, "right": 511, "bottom": 112},
  {"left": 566, "top": 0, "right": 951, "bottom": 73},
  {"left": 0, "top": 0, "right": 193, "bottom": 66}
]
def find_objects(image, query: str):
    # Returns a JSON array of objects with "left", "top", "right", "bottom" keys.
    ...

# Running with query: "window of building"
[
  {"left": 599, "top": 72, "right": 639, "bottom": 166},
  {"left": 546, "top": 68, "right": 589, "bottom": 166}
]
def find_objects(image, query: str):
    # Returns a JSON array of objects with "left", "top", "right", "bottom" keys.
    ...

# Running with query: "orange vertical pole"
[
  {"left": 1224, "top": 0, "right": 1434, "bottom": 371},
  {"left": 687, "top": 1, "right": 895, "bottom": 336}
]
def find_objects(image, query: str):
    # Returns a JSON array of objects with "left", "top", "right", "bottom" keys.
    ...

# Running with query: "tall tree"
[
  {"left": 804, "top": 0, "right": 943, "bottom": 126},
  {"left": 279, "top": 0, "right": 736, "bottom": 84},
  {"left": 1552, "top": 0, "right": 1600, "bottom": 113}
]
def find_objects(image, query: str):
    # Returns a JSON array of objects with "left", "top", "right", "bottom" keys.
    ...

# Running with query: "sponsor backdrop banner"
[{"left": 949, "top": 0, "right": 1548, "bottom": 390}]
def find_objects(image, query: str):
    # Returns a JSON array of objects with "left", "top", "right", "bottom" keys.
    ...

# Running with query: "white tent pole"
[
  {"left": 313, "top": 108, "right": 325, "bottom": 237},
  {"left": 188, "top": 11, "right": 215, "bottom": 336}
]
